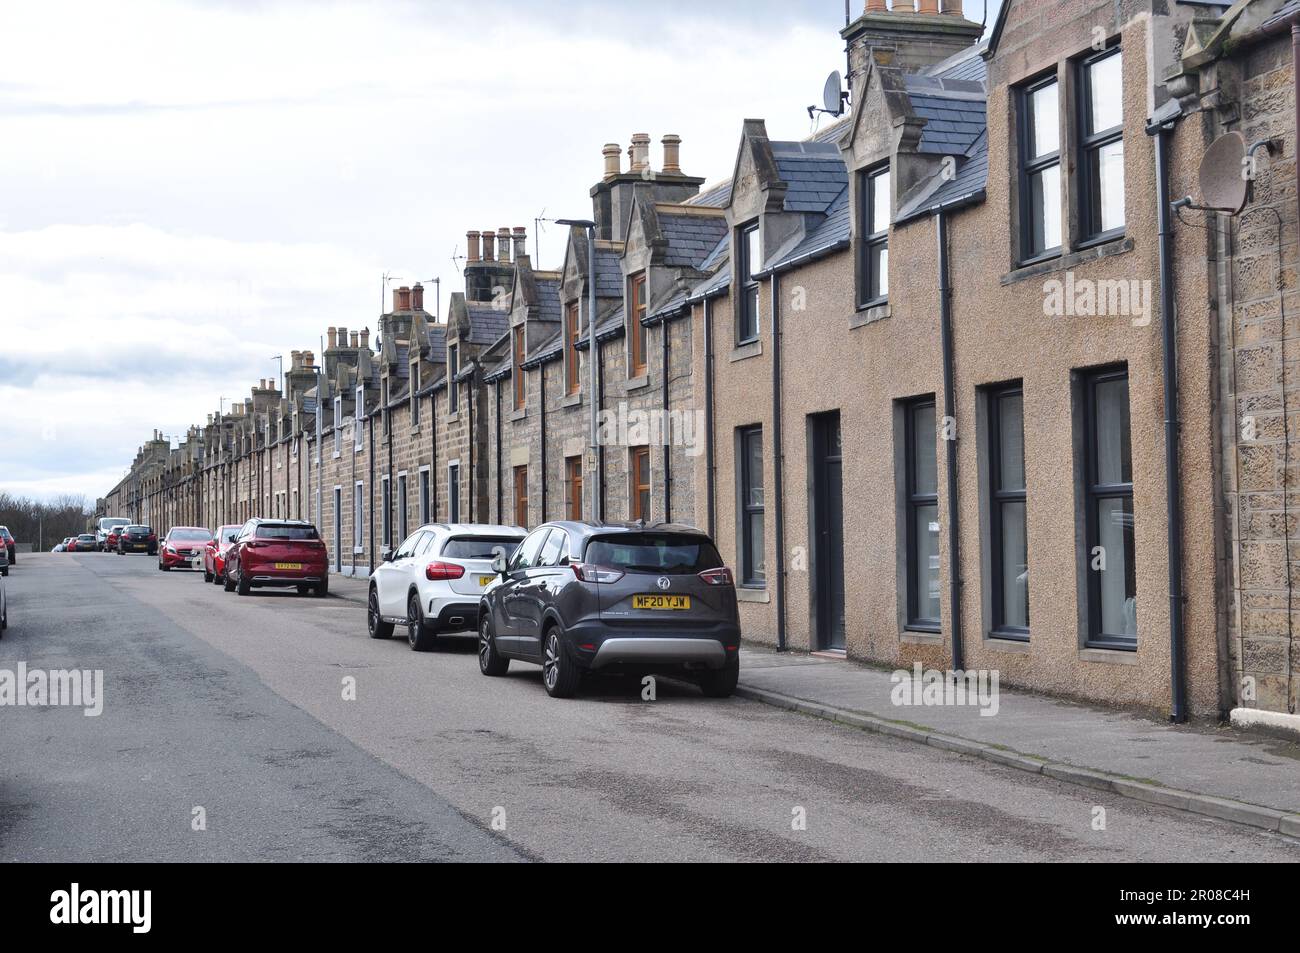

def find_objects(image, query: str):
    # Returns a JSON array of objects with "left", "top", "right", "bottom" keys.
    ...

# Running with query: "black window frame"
[
  {"left": 448, "top": 463, "right": 460, "bottom": 523},
  {"left": 988, "top": 383, "right": 1029, "bottom": 641},
  {"left": 738, "top": 425, "right": 765, "bottom": 587},
  {"left": 447, "top": 343, "right": 460, "bottom": 414},
  {"left": 1082, "top": 365, "right": 1137, "bottom": 651},
  {"left": 904, "top": 397, "right": 941, "bottom": 632},
  {"left": 1076, "top": 44, "right": 1125, "bottom": 246},
  {"left": 1017, "top": 72, "right": 1063, "bottom": 265},
  {"left": 856, "top": 164, "right": 890, "bottom": 309},
  {"left": 737, "top": 221, "right": 761, "bottom": 345}
]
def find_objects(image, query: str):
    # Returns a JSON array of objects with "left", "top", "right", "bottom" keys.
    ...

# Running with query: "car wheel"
[
  {"left": 296, "top": 584, "right": 310, "bottom": 596},
  {"left": 237, "top": 572, "right": 251, "bottom": 596},
  {"left": 0, "top": 567, "right": 6, "bottom": 577},
  {"left": 204, "top": 567, "right": 214, "bottom": 583},
  {"left": 314, "top": 578, "right": 329, "bottom": 598},
  {"left": 367, "top": 587, "right": 393, "bottom": 639},
  {"left": 478, "top": 615, "right": 509, "bottom": 676},
  {"left": 223, "top": 571, "right": 235, "bottom": 592},
  {"left": 407, "top": 593, "right": 437, "bottom": 652},
  {"left": 698, "top": 653, "right": 740, "bottom": 698},
  {"left": 542, "top": 625, "right": 580, "bottom": 699}
]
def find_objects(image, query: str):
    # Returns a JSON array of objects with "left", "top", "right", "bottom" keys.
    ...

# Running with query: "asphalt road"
[{"left": 2, "top": 552, "right": 1297, "bottom": 862}]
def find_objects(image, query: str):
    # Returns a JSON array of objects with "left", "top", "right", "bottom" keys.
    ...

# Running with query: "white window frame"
[
  {"left": 333, "top": 396, "right": 342, "bottom": 458},
  {"left": 354, "top": 385, "right": 365, "bottom": 452},
  {"left": 418, "top": 465, "right": 431, "bottom": 525},
  {"left": 353, "top": 481, "right": 364, "bottom": 553}
]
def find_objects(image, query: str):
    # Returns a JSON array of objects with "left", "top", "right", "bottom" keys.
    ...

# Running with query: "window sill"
[
  {"left": 985, "top": 633, "right": 1031, "bottom": 653},
  {"left": 850, "top": 302, "right": 891, "bottom": 329},
  {"left": 508, "top": 407, "right": 527, "bottom": 423},
  {"left": 559, "top": 392, "right": 582, "bottom": 409},
  {"left": 729, "top": 340, "right": 763, "bottom": 363},
  {"left": 1079, "top": 645, "right": 1138, "bottom": 665},
  {"left": 736, "top": 587, "right": 770, "bottom": 604},
  {"left": 1001, "top": 236, "right": 1134, "bottom": 286},
  {"left": 901, "top": 628, "right": 942, "bottom": 645},
  {"left": 332, "top": 452, "right": 341, "bottom": 460},
  {"left": 446, "top": 411, "right": 461, "bottom": 424},
  {"left": 625, "top": 374, "right": 651, "bottom": 392}
]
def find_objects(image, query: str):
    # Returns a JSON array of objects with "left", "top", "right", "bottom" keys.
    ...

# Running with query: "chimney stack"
[
  {"left": 466, "top": 230, "right": 481, "bottom": 263},
  {"left": 360, "top": 328, "right": 370, "bottom": 350},
  {"left": 338, "top": 326, "right": 348, "bottom": 350},
  {"left": 661, "top": 134, "right": 682, "bottom": 174},
  {"left": 290, "top": 350, "right": 302, "bottom": 369},
  {"left": 350, "top": 331, "right": 359, "bottom": 349},
  {"left": 942, "top": 0, "right": 963, "bottom": 14},
  {"left": 328, "top": 327, "right": 338, "bottom": 349},
  {"left": 497, "top": 227, "right": 511, "bottom": 263},
  {"left": 865, "top": 0, "right": 886, "bottom": 11},
  {"left": 304, "top": 350, "right": 314, "bottom": 368},
  {"left": 412, "top": 283, "right": 424, "bottom": 311},
  {"left": 396, "top": 286, "right": 411, "bottom": 311},
  {"left": 481, "top": 229, "right": 496, "bottom": 261},
  {"left": 513, "top": 227, "right": 527, "bottom": 261},
  {"left": 603, "top": 143, "right": 622, "bottom": 180},
  {"left": 630, "top": 133, "right": 651, "bottom": 172}
]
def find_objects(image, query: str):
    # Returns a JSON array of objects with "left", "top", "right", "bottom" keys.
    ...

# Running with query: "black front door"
[{"left": 812, "top": 412, "right": 845, "bottom": 651}]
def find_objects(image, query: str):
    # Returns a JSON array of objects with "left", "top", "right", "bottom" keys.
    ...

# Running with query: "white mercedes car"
[{"left": 367, "top": 523, "right": 525, "bottom": 651}]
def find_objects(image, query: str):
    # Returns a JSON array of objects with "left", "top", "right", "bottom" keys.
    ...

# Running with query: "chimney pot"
[
  {"left": 360, "top": 328, "right": 370, "bottom": 350},
  {"left": 603, "top": 143, "right": 622, "bottom": 180},
  {"left": 466, "top": 230, "right": 481, "bottom": 263},
  {"left": 412, "top": 283, "right": 424, "bottom": 311},
  {"left": 396, "top": 286, "right": 411, "bottom": 311},
  {"left": 630, "top": 133, "right": 651, "bottom": 172},
  {"left": 942, "top": 0, "right": 963, "bottom": 14},
  {"left": 338, "top": 327, "right": 348, "bottom": 352},
  {"left": 496, "top": 227, "right": 511, "bottom": 263},
  {"left": 661, "top": 134, "right": 682, "bottom": 174},
  {"left": 328, "top": 327, "right": 338, "bottom": 349},
  {"left": 481, "top": 229, "right": 496, "bottom": 261},
  {"left": 512, "top": 226, "right": 528, "bottom": 261},
  {"left": 917, "top": 0, "right": 939, "bottom": 13},
  {"left": 350, "top": 331, "right": 360, "bottom": 349},
  {"left": 866, "top": 0, "right": 886, "bottom": 11}
]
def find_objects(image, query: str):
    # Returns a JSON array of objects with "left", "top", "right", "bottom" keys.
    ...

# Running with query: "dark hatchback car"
[
  {"left": 477, "top": 522, "right": 740, "bottom": 699},
  {"left": 224, "top": 518, "right": 329, "bottom": 597},
  {"left": 117, "top": 525, "right": 157, "bottom": 555}
]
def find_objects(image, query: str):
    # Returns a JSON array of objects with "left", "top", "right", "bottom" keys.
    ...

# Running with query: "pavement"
[
  {"left": 3, "top": 552, "right": 1298, "bottom": 861},
  {"left": 329, "top": 568, "right": 1300, "bottom": 835}
]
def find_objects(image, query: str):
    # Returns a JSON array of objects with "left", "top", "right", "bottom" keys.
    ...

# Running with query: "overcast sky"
[{"left": 0, "top": 0, "right": 997, "bottom": 504}]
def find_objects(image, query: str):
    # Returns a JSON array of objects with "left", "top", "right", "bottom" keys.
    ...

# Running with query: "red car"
[
  {"left": 204, "top": 524, "right": 242, "bottom": 585},
  {"left": 223, "top": 519, "right": 329, "bottom": 597},
  {"left": 158, "top": 526, "right": 214, "bottom": 571},
  {"left": 105, "top": 527, "right": 126, "bottom": 550}
]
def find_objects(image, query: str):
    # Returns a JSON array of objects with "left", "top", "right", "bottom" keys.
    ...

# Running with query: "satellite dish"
[
  {"left": 823, "top": 71, "right": 844, "bottom": 116},
  {"left": 1199, "top": 131, "right": 1248, "bottom": 214}
]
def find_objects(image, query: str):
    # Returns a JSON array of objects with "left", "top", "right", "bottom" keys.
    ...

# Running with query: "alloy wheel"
[{"left": 543, "top": 632, "right": 560, "bottom": 690}]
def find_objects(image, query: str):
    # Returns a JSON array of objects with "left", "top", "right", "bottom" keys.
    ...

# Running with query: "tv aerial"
[{"left": 808, "top": 70, "right": 848, "bottom": 121}]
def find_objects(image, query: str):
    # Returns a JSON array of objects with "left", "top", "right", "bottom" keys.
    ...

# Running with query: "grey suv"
[{"left": 477, "top": 521, "right": 741, "bottom": 699}]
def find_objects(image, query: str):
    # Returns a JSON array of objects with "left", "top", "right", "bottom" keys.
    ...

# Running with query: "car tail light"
[
  {"left": 699, "top": 567, "right": 734, "bottom": 587},
  {"left": 148, "top": 533, "right": 157, "bottom": 541},
  {"left": 570, "top": 563, "right": 624, "bottom": 584},
  {"left": 425, "top": 561, "right": 465, "bottom": 581}
]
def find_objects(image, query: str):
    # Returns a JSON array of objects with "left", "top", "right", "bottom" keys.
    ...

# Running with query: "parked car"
[
  {"left": 204, "top": 524, "right": 242, "bottom": 585},
  {"left": 70, "top": 534, "right": 99, "bottom": 553},
  {"left": 0, "top": 525, "right": 15, "bottom": 564},
  {"left": 476, "top": 522, "right": 741, "bottom": 699},
  {"left": 96, "top": 516, "right": 130, "bottom": 552},
  {"left": 117, "top": 525, "right": 157, "bottom": 555},
  {"left": 158, "top": 526, "right": 213, "bottom": 571},
  {"left": 0, "top": 539, "right": 8, "bottom": 576},
  {"left": 224, "top": 519, "right": 329, "bottom": 597},
  {"left": 0, "top": 562, "right": 7, "bottom": 635},
  {"left": 104, "top": 526, "right": 127, "bottom": 551},
  {"left": 52, "top": 539, "right": 69, "bottom": 553},
  {"left": 367, "top": 523, "right": 525, "bottom": 651}
]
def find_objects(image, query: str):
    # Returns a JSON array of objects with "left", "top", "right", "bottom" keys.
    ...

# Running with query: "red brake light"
[
  {"left": 571, "top": 563, "right": 625, "bottom": 584},
  {"left": 699, "top": 567, "right": 734, "bottom": 587},
  {"left": 425, "top": 561, "right": 465, "bottom": 581},
  {"left": 148, "top": 533, "right": 157, "bottom": 541}
]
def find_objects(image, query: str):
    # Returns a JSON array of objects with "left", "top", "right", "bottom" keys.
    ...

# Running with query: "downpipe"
[
  {"left": 936, "top": 210, "right": 964, "bottom": 672},
  {"left": 771, "top": 272, "right": 787, "bottom": 652}
]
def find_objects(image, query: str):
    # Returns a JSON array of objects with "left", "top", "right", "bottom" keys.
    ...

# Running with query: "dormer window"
[
  {"left": 354, "top": 385, "right": 364, "bottom": 451},
  {"left": 856, "top": 165, "right": 890, "bottom": 308},
  {"left": 628, "top": 272, "right": 648, "bottom": 378},
  {"left": 512, "top": 327, "right": 526, "bottom": 410},
  {"left": 411, "top": 362, "right": 420, "bottom": 426},
  {"left": 333, "top": 395, "right": 342, "bottom": 457},
  {"left": 1017, "top": 74, "right": 1062, "bottom": 262},
  {"left": 737, "top": 221, "right": 760, "bottom": 344},
  {"left": 448, "top": 344, "right": 459, "bottom": 414},
  {"left": 1078, "top": 46, "right": 1124, "bottom": 243},
  {"left": 565, "top": 304, "right": 581, "bottom": 396}
]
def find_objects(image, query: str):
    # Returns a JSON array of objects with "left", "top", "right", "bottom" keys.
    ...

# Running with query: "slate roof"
[
  {"left": 771, "top": 140, "right": 848, "bottom": 213},
  {"left": 594, "top": 248, "right": 623, "bottom": 298},
  {"left": 660, "top": 213, "right": 730, "bottom": 269},
  {"left": 926, "top": 41, "right": 988, "bottom": 83},
  {"left": 767, "top": 185, "right": 850, "bottom": 273},
  {"left": 906, "top": 75, "right": 986, "bottom": 155},
  {"left": 425, "top": 324, "right": 447, "bottom": 364},
  {"left": 575, "top": 306, "right": 626, "bottom": 350},
  {"left": 467, "top": 303, "right": 510, "bottom": 345},
  {"left": 699, "top": 232, "right": 729, "bottom": 271},
  {"left": 536, "top": 276, "right": 562, "bottom": 323},
  {"left": 687, "top": 263, "right": 731, "bottom": 302},
  {"left": 685, "top": 179, "right": 732, "bottom": 208}
]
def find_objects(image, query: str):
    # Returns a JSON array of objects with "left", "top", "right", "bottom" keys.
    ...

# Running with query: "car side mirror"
[
  {"left": 382, "top": 549, "right": 394, "bottom": 563},
  {"left": 492, "top": 553, "right": 507, "bottom": 576}
]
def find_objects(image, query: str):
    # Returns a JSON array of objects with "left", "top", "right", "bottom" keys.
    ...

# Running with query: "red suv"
[
  {"left": 224, "top": 519, "right": 329, "bottom": 597},
  {"left": 204, "top": 524, "right": 242, "bottom": 585},
  {"left": 159, "top": 526, "right": 214, "bottom": 571}
]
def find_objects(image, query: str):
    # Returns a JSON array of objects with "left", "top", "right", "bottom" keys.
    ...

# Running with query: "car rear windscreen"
[
  {"left": 126, "top": 526, "right": 151, "bottom": 533},
  {"left": 442, "top": 537, "right": 521, "bottom": 560},
  {"left": 256, "top": 525, "right": 319, "bottom": 541},
  {"left": 584, "top": 533, "right": 724, "bottom": 575},
  {"left": 170, "top": 529, "right": 212, "bottom": 541}
]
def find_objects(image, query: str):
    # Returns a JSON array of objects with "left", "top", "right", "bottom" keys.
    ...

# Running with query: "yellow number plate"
[
  {"left": 633, "top": 595, "right": 691, "bottom": 610},
  {"left": 479, "top": 576, "right": 495, "bottom": 586},
  {"left": 274, "top": 562, "right": 303, "bottom": 570}
]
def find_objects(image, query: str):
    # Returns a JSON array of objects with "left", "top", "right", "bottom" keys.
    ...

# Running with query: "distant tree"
[{"left": 0, "top": 492, "right": 93, "bottom": 550}]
